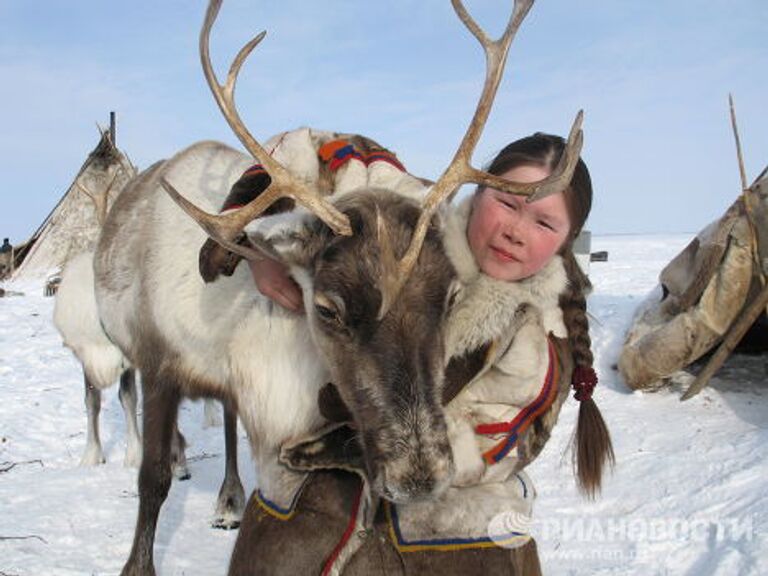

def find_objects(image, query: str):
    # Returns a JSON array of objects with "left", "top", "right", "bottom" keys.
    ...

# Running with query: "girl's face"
[{"left": 467, "top": 165, "right": 571, "bottom": 282}]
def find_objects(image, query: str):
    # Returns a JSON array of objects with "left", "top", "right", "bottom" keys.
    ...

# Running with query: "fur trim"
[
  {"left": 444, "top": 410, "right": 486, "bottom": 486},
  {"left": 443, "top": 196, "right": 480, "bottom": 282},
  {"left": 444, "top": 197, "right": 568, "bottom": 358},
  {"left": 386, "top": 470, "right": 535, "bottom": 551}
]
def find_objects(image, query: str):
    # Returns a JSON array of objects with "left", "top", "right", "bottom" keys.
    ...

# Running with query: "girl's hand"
[{"left": 248, "top": 257, "right": 305, "bottom": 313}]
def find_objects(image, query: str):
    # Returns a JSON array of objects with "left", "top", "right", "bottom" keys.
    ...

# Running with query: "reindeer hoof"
[
  {"left": 211, "top": 517, "right": 241, "bottom": 530},
  {"left": 80, "top": 448, "right": 106, "bottom": 467},
  {"left": 213, "top": 490, "right": 245, "bottom": 530},
  {"left": 174, "top": 466, "right": 192, "bottom": 481}
]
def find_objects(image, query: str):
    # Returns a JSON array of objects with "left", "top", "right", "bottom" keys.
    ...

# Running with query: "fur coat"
[{"left": 442, "top": 196, "right": 569, "bottom": 486}]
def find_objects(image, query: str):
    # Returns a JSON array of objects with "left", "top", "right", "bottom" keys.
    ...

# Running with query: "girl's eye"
[
  {"left": 499, "top": 197, "right": 518, "bottom": 210},
  {"left": 538, "top": 220, "right": 555, "bottom": 231}
]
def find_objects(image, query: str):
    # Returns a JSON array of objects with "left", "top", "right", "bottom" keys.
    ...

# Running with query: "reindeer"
[
  {"left": 97, "top": 1, "right": 583, "bottom": 574},
  {"left": 53, "top": 169, "right": 246, "bottom": 527}
]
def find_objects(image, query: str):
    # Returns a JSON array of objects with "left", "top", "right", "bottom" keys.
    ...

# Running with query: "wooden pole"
[
  {"left": 682, "top": 281, "right": 768, "bottom": 400},
  {"left": 729, "top": 94, "right": 765, "bottom": 288},
  {"left": 729, "top": 94, "right": 748, "bottom": 192},
  {"left": 110, "top": 111, "right": 116, "bottom": 147}
]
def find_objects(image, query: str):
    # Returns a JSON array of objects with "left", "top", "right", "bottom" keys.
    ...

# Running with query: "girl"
[{"left": 440, "top": 132, "right": 613, "bottom": 498}]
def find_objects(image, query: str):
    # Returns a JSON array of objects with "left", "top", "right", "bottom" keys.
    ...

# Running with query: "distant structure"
[{"left": 12, "top": 114, "right": 137, "bottom": 282}]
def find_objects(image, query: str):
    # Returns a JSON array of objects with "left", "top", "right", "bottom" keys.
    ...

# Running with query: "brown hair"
[{"left": 479, "top": 133, "right": 614, "bottom": 497}]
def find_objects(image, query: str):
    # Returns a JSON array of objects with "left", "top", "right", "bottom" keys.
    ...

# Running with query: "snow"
[{"left": 1, "top": 233, "right": 766, "bottom": 575}]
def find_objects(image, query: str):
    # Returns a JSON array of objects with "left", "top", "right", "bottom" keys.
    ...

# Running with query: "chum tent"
[
  {"left": 11, "top": 129, "right": 136, "bottom": 282},
  {"left": 618, "top": 165, "right": 768, "bottom": 399}
]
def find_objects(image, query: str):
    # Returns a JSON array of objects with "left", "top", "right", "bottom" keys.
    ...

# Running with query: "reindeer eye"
[
  {"left": 313, "top": 292, "right": 346, "bottom": 328},
  {"left": 445, "top": 281, "right": 463, "bottom": 314},
  {"left": 315, "top": 303, "right": 341, "bottom": 324}
]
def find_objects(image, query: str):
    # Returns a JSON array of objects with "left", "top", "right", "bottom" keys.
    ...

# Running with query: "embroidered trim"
[
  {"left": 329, "top": 144, "right": 364, "bottom": 171},
  {"left": 318, "top": 140, "right": 365, "bottom": 172},
  {"left": 318, "top": 140, "right": 406, "bottom": 173},
  {"left": 318, "top": 140, "right": 350, "bottom": 162},
  {"left": 254, "top": 476, "right": 310, "bottom": 521},
  {"left": 241, "top": 163, "right": 268, "bottom": 177},
  {"left": 385, "top": 501, "right": 528, "bottom": 552},
  {"left": 516, "top": 472, "right": 529, "bottom": 499},
  {"left": 364, "top": 150, "right": 405, "bottom": 172},
  {"left": 477, "top": 338, "right": 560, "bottom": 464},
  {"left": 321, "top": 483, "right": 365, "bottom": 576}
]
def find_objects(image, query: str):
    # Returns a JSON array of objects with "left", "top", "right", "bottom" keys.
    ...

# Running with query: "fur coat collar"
[{"left": 443, "top": 196, "right": 569, "bottom": 358}]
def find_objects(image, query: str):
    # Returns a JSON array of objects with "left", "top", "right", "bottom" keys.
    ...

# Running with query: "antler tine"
[
  {"left": 466, "top": 108, "right": 584, "bottom": 204},
  {"left": 392, "top": 0, "right": 538, "bottom": 295},
  {"left": 392, "top": 1, "right": 584, "bottom": 302},
  {"left": 429, "top": 0, "right": 535, "bottom": 205},
  {"left": 525, "top": 109, "right": 584, "bottom": 202},
  {"left": 161, "top": 178, "right": 266, "bottom": 262},
  {"left": 430, "top": 1, "right": 583, "bottom": 207},
  {"left": 171, "top": 0, "right": 352, "bottom": 247}
]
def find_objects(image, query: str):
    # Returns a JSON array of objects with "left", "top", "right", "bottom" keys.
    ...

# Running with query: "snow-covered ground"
[{"left": 1, "top": 233, "right": 766, "bottom": 575}]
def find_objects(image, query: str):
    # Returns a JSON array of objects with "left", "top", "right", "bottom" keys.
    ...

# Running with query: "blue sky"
[{"left": 1, "top": 1, "right": 766, "bottom": 242}]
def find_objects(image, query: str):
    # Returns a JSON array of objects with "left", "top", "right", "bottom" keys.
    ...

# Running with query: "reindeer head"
[
  {"left": 164, "top": 0, "right": 584, "bottom": 503},
  {"left": 242, "top": 192, "right": 457, "bottom": 501}
]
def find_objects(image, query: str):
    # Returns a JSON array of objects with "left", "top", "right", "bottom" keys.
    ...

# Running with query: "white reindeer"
[{"left": 54, "top": 252, "right": 142, "bottom": 468}]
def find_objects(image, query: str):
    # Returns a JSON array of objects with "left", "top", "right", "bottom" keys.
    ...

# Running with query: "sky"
[{"left": 0, "top": 0, "right": 766, "bottom": 243}]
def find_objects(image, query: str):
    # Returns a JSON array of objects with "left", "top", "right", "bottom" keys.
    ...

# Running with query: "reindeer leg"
[
  {"left": 80, "top": 374, "right": 105, "bottom": 466},
  {"left": 203, "top": 397, "right": 223, "bottom": 428},
  {"left": 119, "top": 369, "right": 142, "bottom": 468},
  {"left": 171, "top": 422, "right": 191, "bottom": 481},
  {"left": 121, "top": 379, "right": 181, "bottom": 576},
  {"left": 212, "top": 398, "right": 245, "bottom": 529}
]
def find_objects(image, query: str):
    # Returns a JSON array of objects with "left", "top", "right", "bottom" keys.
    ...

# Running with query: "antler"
[
  {"left": 390, "top": 0, "right": 584, "bottom": 301},
  {"left": 76, "top": 168, "right": 121, "bottom": 226},
  {"left": 164, "top": 0, "right": 352, "bottom": 258}
]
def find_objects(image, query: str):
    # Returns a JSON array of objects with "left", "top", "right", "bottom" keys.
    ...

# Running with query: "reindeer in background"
[{"left": 54, "top": 166, "right": 246, "bottom": 528}]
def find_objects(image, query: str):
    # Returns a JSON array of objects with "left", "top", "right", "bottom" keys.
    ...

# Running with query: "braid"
[
  {"left": 560, "top": 248, "right": 614, "bottom": 499},
  {"left": 560, "top": 250, "right": 593, "bottom": 369}
]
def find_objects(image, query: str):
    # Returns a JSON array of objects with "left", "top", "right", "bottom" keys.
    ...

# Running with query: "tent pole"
[
  {"left": 729, "top": 94, "right": 748, "bottom": 192},
  {"left": 729, "top": 95, "right": 765, "bottom": 286},
  {"left": 682, "top": 282, "right": 768, "bottom": 400}
]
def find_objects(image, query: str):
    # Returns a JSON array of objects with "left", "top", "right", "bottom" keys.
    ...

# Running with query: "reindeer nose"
[{"left": 380, "top": 450, "right": 454, "bottom": 504}]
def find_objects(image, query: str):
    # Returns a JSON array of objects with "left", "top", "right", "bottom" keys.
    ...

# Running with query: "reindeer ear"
[{"left": 244, "top": 208, "right": 330, "bottom": 268}]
